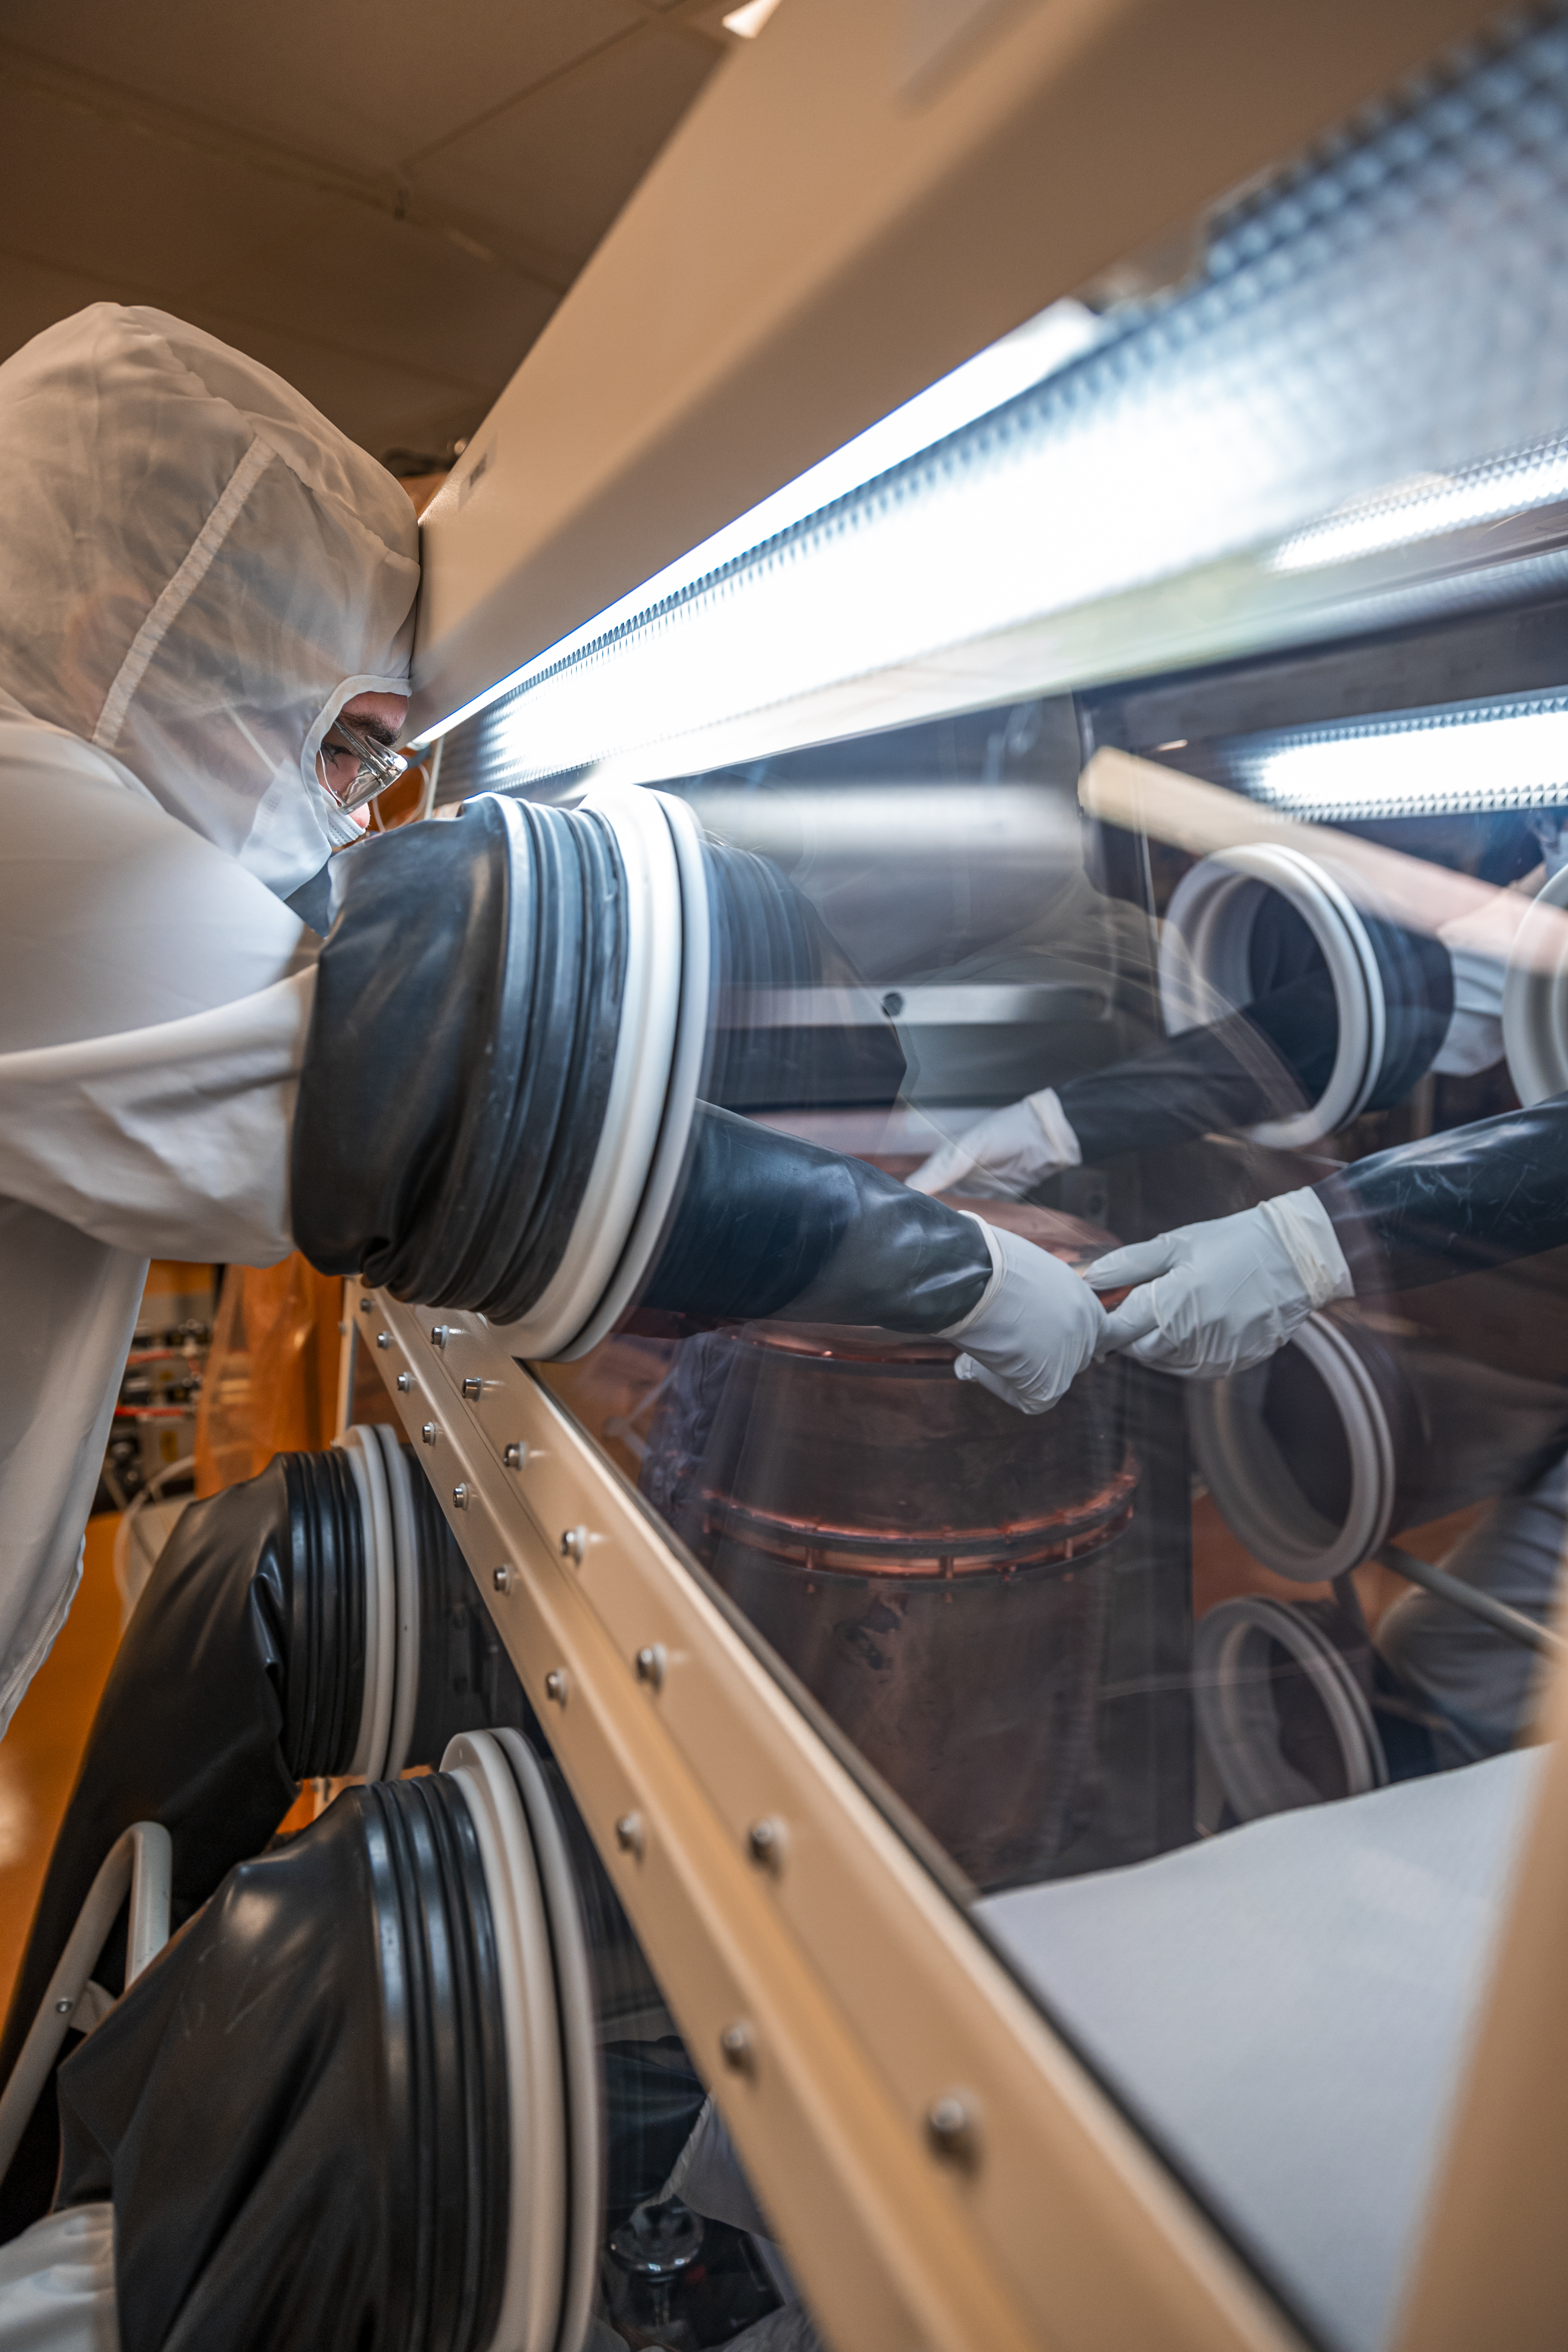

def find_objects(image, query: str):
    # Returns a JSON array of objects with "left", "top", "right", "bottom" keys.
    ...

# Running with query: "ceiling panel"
[
  {"left": 413, "top": 24, "right": 718, "bottom": 263},
  {"left": 1, "top": 0, "right": 647, "bottom": 177},
  {"left": 175, "top": 302, "right": 486, "bottom": 454},
  {"left": 0, "top": 83, "right": 330, "bottom": 300},
  {"left": 0, "top": 0, "right": 730, "bottom": 459},
  {"left": 210, "top": 202, "right": 560, "bottom": 397}
]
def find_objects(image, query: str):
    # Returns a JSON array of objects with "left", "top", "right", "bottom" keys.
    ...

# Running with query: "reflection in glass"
[
  {"left": 456, "top": 19, "right": 1568, "bottom": 2345},
  {"left": 528, "top": 655, "right": 1568, "bottom": 2352}
]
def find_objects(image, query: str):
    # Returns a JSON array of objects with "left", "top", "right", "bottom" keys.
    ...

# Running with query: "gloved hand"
[
  {"left": 908, "top": 1087, "right": 1081, "bottom": 1199},
  {"left": 1088, "top": 1187, "right": 1352, "bottom": 1378},
  {"left": 939, "top": 1216, "right": 1106, "bottom": 1413}
]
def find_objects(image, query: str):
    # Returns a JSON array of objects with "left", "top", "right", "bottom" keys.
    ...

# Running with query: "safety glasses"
[{"left": 320, "top": 712, "right": 410, "bottom": 812}]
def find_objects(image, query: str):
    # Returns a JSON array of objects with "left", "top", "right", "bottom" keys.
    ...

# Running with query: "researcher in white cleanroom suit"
[
  {"left": 0, "top": 303, "right": 419, "bottom": 1738},
  {"left": 0, "top": 303, "right": 1103, "bottom": 1744}
]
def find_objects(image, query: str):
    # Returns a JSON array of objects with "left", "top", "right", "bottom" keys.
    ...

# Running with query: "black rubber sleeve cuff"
[
  {"left": 704, "top": 839, "right": 906, "bottom": 1115},
  {"left": 1315, "top": 1091, "right": 1568, "bottom": 1293},
  {"left": 292, "top": 795, "right": 627, "bottom": 1323},
  {"left": 642, "top": 1104, "right": 992, "bottom": 1331}
]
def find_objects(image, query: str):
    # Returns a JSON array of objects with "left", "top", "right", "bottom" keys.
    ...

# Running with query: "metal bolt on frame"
[
  {"left": 925, "top": 2094, "right": 979, "bottom": 2168},
  {"left": 720, "top": 2022, "right": 754, "bottom": 2075},
  {"left": 747, "top": 1817, "right": 785, "bottom": 1871}
]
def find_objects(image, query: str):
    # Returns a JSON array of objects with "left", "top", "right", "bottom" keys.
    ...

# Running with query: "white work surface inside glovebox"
[{"left": 977, "top": 1749, "right": 1541, "bottom": 2352}]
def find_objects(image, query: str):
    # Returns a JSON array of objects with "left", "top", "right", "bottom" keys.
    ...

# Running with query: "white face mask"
[
  {"left": 244, "top": 752, "right": 361, "bottom": 891},
  {"left": 0, "top": 303, "right": 419, "bottom": 898}
]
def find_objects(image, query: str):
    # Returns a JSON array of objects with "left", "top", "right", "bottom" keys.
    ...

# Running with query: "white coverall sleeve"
[
  {"left": 0, "top": 720, "right": 314, "bottom": 1735},
  {"left": 0, "top": 976, "right": 310, "bottom": 1265},
  {"left": 0, "top": 2205, "right": 117, "bottom": 2351},
  {"left": 0, "top": 719, "right": 310, "bottom": 1262}
]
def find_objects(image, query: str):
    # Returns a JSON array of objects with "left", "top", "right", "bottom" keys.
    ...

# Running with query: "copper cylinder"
[{"left": 665, "top": 1288, "right": 1134, "bottom": 1889}]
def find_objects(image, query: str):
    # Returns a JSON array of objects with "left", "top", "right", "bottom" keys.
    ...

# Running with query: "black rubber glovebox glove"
[{"left": 1320, "top": 1090, "right": 1568, "bottom": 1294}]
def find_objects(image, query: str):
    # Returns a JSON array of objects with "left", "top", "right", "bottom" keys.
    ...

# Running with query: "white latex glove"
[
  {"left": 909, "top": 1087, "right": 1081, "bottom": 1198},
  {"left": 939, "top": 1215, "right": 1106, "bottom": 1413},
  {"left": 1088, "top": 1187, "right": 1352, "bottom": 1378}
]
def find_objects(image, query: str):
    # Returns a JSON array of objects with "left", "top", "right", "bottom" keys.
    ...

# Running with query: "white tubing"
[
  {"left": 337, "top": 1430, "right": 395, "bottom": 1782},
  {"left": 1194, "top": 1596, "right": 1387, "bottom": 1821},
  {"left": 1160, "top": 844, "right": 1384, "bottom": 1147},
  {"left": 555, "top": 790, "right": 711, "bottom": 1363},
  {"left": 371, "top": 1424, "right": 421, "bottom": 1781},
  {"left": 493, "top": 1731, "right": 602, "bottom": 2352},
  {"left": 113, "top": 1468, "right": 195, "bottom": 1630},
  {"left": 126, "top": 1819, "right": 173, "bottom": 1984},
  {"left": 490, "top": 786, "right": 683, "bottom": 1360},
  {"left": 1503, "top": 862, "right": 1568, "bottom": 1105},
  {"left": 0, "top": 1822, "right": 171, "bottom": 2184},
  {"left": 442, "top": 1733, "right": 567, "bottom": 2352},
  {"left": 1188, "top": 1311, "right": 1398, "bottom": 1582}
]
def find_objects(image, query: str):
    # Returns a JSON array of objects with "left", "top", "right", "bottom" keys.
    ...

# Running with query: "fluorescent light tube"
[{"left": 1235, "top": 695, "right": 1568, "bottom": 820}]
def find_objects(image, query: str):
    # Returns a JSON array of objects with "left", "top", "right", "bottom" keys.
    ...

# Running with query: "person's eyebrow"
[{"left": 334, "top": 714, "right": 398, "bottom": 748}]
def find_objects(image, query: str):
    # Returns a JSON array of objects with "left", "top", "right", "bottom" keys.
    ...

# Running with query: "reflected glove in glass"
[
  {"left": 940, "top": 1216, "right": 1106, "bottom": 1413},
  {"left": 908, "top": 1087, "right": 1081, "bottom": 1198},
  {"left": 1091, "top": 1190, "right": 1352, "bottom": 1378}
]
